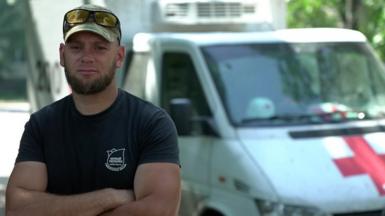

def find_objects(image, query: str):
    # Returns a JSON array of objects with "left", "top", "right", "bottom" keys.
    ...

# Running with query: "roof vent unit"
[{"left": 158, "top": 0, "right": 262, "bottom": 25}]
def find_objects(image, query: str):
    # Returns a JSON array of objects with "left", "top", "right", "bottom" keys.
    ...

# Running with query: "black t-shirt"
[{"left": 16, "top": 89, "right": 179, "bottom": 195}]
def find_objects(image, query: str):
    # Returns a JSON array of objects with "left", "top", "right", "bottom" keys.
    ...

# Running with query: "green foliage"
[
  {"left": 287, "top": 0, "right": 385, "bottom": 61},
  {"left": 360, "top": 1, "right": 385, "bottom": 61},
  {"left": 0, "top": 0, "right": 26, "bottom": 77},
  {"left": 287, "top": 0, "right": 340, "bottom": 28},
  {"left": 0, "top": 0, "right": 27, "bottom": 101}
]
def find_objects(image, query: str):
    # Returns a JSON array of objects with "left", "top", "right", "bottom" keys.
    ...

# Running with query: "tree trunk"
[{"left": 344, "top": 0, "right": 362, "bottom": 29}]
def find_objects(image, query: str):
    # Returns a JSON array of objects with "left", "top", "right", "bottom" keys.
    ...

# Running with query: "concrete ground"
[{"left": 0, "top": 102, "right": 30, "bottom": 215}]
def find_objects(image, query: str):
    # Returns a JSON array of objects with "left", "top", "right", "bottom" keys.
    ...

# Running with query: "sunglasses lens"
[
  {"left": 66, "top": 10, "right": 89, "bottom": 24},
  {"left": 95, "top": 12, "right": 118, "bottom": 27}
]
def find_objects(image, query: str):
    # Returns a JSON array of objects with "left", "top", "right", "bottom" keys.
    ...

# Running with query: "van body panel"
[
  {"left": 237, "top": 125, "right": 385, "bottom": 213},
  {"left": 124, "top": 28, "right": 385, "bottom": 215}
]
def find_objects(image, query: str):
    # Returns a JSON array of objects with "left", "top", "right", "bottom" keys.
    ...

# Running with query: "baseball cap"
[{"left": 63, "top": 4, "right": 121, "bottom": 43}]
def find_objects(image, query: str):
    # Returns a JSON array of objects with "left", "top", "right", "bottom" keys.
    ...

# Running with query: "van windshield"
[{"left": 201, "top": 42, "right": 385, "bottom": 126}]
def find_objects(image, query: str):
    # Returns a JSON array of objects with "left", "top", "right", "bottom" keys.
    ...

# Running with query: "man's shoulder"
[
  {"left": 120, "top": 89, "right": 163, "bottom": 113},
  {"left": 119, "top": 89, "right": 171, "bottom": 122},
  {"left": 31, "top": 95, "right": 72, "bottom": 122}
]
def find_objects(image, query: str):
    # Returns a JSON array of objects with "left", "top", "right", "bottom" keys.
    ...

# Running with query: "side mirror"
[{"left": 169, "top": 98, "right": 193, "bottom": 135}]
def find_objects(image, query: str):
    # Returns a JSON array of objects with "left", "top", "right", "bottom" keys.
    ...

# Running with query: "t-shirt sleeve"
[
  {"left": 138, "top": 109, "right": 179, "bottom": 165},
  {"left": 16, "top": 114, "right": 45, "bottom": 163}
]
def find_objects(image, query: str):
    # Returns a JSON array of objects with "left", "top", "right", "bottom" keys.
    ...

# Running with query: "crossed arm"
[{"left": 6, "top": 161, "right": 181, "bottom": 216}]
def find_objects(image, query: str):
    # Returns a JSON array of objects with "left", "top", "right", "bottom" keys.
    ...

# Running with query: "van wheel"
[{"left": 201, "top": 209, "right": 224, "bottom": 216}]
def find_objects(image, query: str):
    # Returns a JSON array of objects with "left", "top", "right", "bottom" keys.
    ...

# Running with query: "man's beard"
[{"left": 64, "top": 65, "right": 115, "bottom": 95}]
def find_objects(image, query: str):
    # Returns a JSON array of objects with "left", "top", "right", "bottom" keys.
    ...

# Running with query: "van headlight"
[{"left": 255, "top": 199, "right": 330, "bottom": 216}]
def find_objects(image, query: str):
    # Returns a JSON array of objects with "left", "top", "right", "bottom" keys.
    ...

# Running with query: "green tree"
[
  {"left": 0, "top": 0, "right": 27, "bottom": 100},
  {"left": 287, "top": 0, "right": 385, "bottom": 61},
  {"left": 0, "top": 0, "right": 26, "bottom": 77}
]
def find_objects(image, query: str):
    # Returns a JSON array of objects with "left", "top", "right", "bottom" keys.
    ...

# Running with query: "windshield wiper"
[
  {"left": 241, "top": 111, "right": 369, "bottom": 125},
  {"left": 241, "top": 114, "right": 315, "bottom": 124}
]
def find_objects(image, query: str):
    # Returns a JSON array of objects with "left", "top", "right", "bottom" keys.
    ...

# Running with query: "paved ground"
[{"left": 0, "top": 102, "right": 30, "bottom": 215}]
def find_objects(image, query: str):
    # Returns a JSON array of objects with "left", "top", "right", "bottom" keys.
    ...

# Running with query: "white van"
[{"left": 123, "top": 28, "right": 385, "bottom": 215}]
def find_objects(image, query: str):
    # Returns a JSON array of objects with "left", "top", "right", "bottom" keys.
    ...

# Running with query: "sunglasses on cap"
[{"left": 63, "top": 9, "right": 121, "bottom": 37}]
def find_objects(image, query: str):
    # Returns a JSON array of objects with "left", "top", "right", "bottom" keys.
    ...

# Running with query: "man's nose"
[{"left": 80, "top": 47, "right": 95, "bottom": 63}]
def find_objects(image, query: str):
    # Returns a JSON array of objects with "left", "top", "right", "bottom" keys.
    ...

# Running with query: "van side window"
[{"left": 161, "top": 52, "right": 211, "bottom": 120}]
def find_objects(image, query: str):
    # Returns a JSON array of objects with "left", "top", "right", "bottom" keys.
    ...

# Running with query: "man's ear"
[
  {"left": 115, "top": 46, "right": 126, "bottom": 68},
  {"left": 59, "top": 43, "right": 65, "bottom": 67}
]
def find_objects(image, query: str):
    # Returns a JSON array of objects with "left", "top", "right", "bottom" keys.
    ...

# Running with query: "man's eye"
[
  {"left": 70, "top": 45, "right": 81, "bottom": 50},
  {"left": 97, "top": 46, "right": 107, "bottom": 50}
]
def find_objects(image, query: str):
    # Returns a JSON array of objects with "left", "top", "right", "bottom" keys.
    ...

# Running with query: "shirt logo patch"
[{"left": 105, "top": 148, "right": 127, "bottom": 171}]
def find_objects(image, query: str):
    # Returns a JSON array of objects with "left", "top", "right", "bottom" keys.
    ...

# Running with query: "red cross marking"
[{"left": 333, "top": 136, "right": 385, "bottom": 195}]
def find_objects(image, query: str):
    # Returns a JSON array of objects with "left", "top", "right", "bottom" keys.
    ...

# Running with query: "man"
[{"left": 6, "top": 4, "right": 181, "bottom": 216}]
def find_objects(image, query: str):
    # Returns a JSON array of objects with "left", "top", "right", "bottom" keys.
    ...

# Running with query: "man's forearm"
[
  {"left": 100, "top": 193, "right": 180, "bottom": 216},
  {"left": 6, "top": 187, "right": 129, "bottom": 216},
  {"left": 100, "top": 163, "right": 181, "bottom": 216}
]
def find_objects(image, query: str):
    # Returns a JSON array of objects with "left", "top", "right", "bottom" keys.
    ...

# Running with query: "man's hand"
[
  {"left": 111, "top": 189, "right": 135, "bottom": 205},
  {"left": 98, "top": 189, "right": 135, "bottom": 216},
  {"left": 98, "top": 162, "right": 181, "bottom": 216}
]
